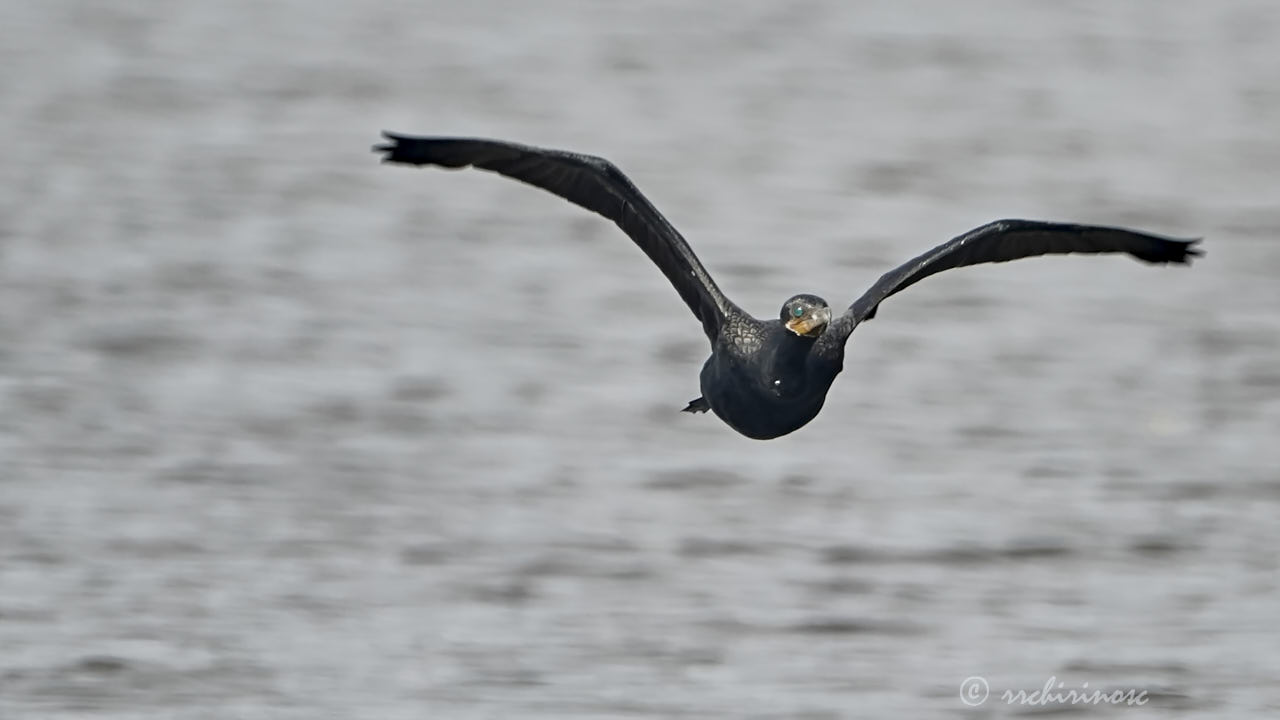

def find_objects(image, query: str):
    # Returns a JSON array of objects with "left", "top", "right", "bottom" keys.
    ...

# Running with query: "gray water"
[{"left": 2, "top": 1, "right": 1279, "bottom": 718}]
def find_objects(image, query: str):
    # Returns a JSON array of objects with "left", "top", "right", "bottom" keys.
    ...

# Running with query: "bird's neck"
[{"left": 766, "top": 330, "right": 817, "bottom": 378}]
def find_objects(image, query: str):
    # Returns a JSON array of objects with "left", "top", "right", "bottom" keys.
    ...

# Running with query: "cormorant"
[{"left": 374, "top": 133, "right": 1202, "bottom": 439}]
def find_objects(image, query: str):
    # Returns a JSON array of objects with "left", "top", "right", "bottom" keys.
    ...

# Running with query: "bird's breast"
[{"left": 697, "top": 351, "right": 838, "bottom": 439}]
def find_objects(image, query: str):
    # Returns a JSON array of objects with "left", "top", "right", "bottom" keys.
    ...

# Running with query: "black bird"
[{"left": 374, "top": 133, "right": 1201, "bottom": 439}]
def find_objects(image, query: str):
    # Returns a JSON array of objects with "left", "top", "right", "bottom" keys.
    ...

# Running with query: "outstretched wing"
[
  {"left": 822, "top": 219, "right": 1202, "bottom": 344},
  {"left": 374, "top": 133, "right": 739, "bottom": 341}
]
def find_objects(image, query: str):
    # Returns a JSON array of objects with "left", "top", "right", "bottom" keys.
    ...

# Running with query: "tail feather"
[{"left": 682, "top": 397, "right": 710, "bottom": 414}]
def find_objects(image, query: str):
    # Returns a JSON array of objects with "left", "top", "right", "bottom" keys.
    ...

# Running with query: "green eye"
[{"left": 791, "top": 306, "right": 805, "bottom": 318}]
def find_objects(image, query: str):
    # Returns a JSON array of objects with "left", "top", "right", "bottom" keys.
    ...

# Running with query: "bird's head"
[{"left": 781, "top": 294, "right": 832, "bottom": 338}]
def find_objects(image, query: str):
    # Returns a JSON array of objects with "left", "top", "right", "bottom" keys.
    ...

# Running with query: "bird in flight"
[{"left": 374, "top": 132, "right": 1201, "bottom": 439}]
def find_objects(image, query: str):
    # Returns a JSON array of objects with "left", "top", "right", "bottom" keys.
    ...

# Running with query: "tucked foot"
[{"left": 682, "top": 397, "right": 710, "bottom": 414}]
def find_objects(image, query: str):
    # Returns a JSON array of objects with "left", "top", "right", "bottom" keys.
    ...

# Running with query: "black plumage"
[{"left": 375, "top": 133, "right": 1202, "bottom": 439}]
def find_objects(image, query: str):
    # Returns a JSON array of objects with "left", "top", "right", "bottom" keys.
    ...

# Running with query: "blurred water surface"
[{"left": 2, "top": 1, "right": 1279, "bottom": 718}]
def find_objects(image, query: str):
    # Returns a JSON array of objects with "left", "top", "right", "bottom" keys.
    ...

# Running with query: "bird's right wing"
[
  {"left": 375, "top": 133, "right": 739, "bottom": 342},
  {"left": 821, "top": 219, "right": 1202, "bottom": 347}
]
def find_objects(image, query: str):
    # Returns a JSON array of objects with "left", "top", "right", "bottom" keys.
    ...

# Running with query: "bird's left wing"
[
  {"left": 374, "top": 133, "right": 739, "bottom": 342},
  {"left": 821, "top": 219, "right": 1202, "bottom": 346}
]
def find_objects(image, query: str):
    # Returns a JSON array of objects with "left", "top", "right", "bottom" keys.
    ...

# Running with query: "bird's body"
[
  {"left": 374, "top": 133, "right": 1202, "bottom": 439},
  {"left": 693, "top": 316, "right": 842, "bottom": 439}
]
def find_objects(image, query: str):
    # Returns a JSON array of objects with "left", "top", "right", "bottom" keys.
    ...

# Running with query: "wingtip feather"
[
  {"left": 1179, "top": 237, "right": 1205, "bottom": 263},
  {"left": 373, "top": 132, "right": 411, "bottom": 164}
]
